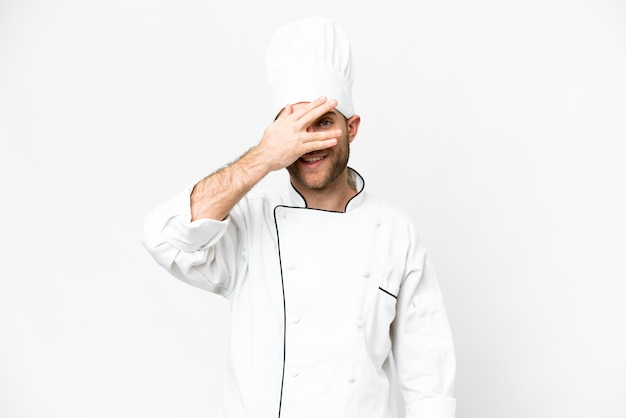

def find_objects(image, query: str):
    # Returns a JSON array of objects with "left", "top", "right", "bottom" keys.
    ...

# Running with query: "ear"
[{"left": 346, "top": 115, "right": 361, "bottom": 143}]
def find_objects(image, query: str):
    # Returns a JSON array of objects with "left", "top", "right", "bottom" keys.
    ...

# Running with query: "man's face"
[{"left": 284, "top": 104, "right": 357, "bottom": 192}]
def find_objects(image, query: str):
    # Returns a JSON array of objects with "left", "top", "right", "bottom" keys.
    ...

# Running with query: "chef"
[{"left": 142, "top": 16, "right": 457, "bottom": 418}]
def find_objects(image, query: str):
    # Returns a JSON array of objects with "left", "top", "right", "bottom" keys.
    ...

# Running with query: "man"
[{"left": 142, "top": 16, "right": 456, "bottom": 418}]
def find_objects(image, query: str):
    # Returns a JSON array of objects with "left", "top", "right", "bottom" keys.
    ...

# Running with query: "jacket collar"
[{"left": 286, "top": 167, "right": 365, "bottom": 212}]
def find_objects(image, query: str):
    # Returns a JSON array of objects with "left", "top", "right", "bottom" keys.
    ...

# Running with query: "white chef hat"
[{"left": 266, "top": 16, "right": 355, "bottom": 119}]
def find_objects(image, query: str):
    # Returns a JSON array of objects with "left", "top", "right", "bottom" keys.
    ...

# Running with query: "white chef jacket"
[{"left": 142, "top": 168, "right": 456, "bottom": 418}]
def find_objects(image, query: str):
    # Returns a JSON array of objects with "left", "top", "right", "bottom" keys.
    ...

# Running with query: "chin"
[
  {"left": 297, "top": 175, "right": 330, "bottom": 190},
  {"left": 287, "top": 159, "right": 348, "bottom": 192},
  {"left": 287, "top": 169, "right": 325, "bottom": 190}
]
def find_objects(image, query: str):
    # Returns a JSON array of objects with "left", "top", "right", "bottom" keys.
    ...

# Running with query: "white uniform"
[{"left": 142, "top": 169, "right": 457, "bottom": 418}]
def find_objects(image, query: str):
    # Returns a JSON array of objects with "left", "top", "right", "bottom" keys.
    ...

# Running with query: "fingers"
[
  {"left": 303, "top": 127, "right": 341, "bottom": 152},
  {"left": 303, "top": 128, "right": 342, "bottom": 144},
  {"left": 263, "top": 97, "right": 341, "bottom": 167},
  {"left": 302, "top": 137, "right": 338, "bottom": 154},
  {"left": 290, "top": 96, "right": 338, "bottom": 123}
]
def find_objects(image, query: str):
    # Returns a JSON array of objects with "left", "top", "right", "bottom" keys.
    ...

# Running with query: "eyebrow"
[{"left": 317, "top": 111, "right": 337, "bottom": 119}]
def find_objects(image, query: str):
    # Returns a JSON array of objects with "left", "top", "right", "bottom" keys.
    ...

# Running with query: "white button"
[
  {"left": 291, "top": 315, "right": 301, "bottom": 324},
  {"left": 362, "top": 271, "right": 370, "bottom": 278},
  {"left": 356, "top": 315, "right": 364, "bottom": 327},
  {"left": 374, "top": 220, "right": 381, "bottom": 227},
  {"left": 277, "top": 210, "right": 287, "bottom": 220},
  {"left": 287, "top": 264, "right": 296, "bottom": 271},
  {"left": 347, "top": 376, "right": 355, "bottom": 383},
  {"left": 291, "top": 370, "right": 299, "bottom": 377}
]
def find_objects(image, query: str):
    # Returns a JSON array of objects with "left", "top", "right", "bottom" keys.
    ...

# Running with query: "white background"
[{"left": 1, "top": 0, "right": 625, "bottom": 417}]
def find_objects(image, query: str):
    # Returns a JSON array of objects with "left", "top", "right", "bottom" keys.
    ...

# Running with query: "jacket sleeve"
[
  {"left": 391, "top": 224, "right": 457, "bottom": 418},
  {"left": 141, "top": 186, "right": 246, "bottom": 298}
]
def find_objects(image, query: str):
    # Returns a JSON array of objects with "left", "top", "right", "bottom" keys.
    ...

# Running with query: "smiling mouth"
[{"left": 300, "top": 156, "right": 325, "bottom": 162}]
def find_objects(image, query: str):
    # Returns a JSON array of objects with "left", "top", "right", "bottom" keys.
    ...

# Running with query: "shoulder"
[
  {"left": 244, "top": 177, "right": 290, "bottom": 206},
  {"left": 232, "top": 177, "right": 292, "bottom": 218},
  {"left": 359, "top": 192, "right": 426, "bottom": 246},
  {"left": 361, "top": 192, "right": 416, "bottom": 225}
]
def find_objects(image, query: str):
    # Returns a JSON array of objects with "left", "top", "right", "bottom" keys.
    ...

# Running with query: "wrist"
[{"left": 245, "top": 144, "right": 280, "bottom": 174}]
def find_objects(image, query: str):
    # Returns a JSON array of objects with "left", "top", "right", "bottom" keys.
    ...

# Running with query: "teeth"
[{"left": 302, "top": 156, "right": 324, "bottom": 162}]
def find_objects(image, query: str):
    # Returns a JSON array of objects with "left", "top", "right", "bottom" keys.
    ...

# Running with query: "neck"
[{"left": 291, "top": 170, "right": 357, "bottom": 212}]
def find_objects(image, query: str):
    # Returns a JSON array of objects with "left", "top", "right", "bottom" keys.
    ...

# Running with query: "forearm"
[{"left": 191, "top": 146, "right": 272, "bottom": 221}]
